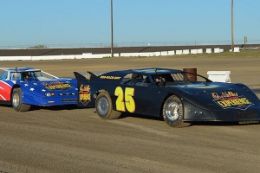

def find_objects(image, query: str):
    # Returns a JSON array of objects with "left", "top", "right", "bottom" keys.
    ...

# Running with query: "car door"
[{"left": 117, "top": 74, "right": 166, "bottom": 117}]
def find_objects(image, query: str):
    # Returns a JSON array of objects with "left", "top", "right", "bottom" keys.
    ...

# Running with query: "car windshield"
[
  {"left": 11, "top": 71, "right": 57, "bottom": 81},
  {"left": 122, "top": 73, "right": 151, "bottom": 86},
  {"left": 0, "top": 69, "right": 7, "bottom": 80},
  {"left": 152, "top": 72, "right": 210, "bottom": 85}
]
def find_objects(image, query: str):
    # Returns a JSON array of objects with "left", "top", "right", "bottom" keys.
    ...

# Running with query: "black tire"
[
  {"left": 12, "top": 88, "right": 31, "bottom": 112},
  {"left": 162, "top": 95, "right": 189, "bottom": 127},
  {"left": 95, "top": 91, "right": 121, "bottom": 119}
]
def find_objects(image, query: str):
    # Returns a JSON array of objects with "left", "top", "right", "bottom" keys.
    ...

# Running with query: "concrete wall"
[{"left": 0, "top": 47, "right": 241, "bottom": 61}]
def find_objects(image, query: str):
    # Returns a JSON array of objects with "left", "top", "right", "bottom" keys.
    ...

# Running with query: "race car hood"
[{"left": 167, "top": 82, "right": 260, "bottom": 111}]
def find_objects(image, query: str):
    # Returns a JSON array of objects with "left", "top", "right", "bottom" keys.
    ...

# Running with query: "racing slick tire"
[
  {"left": 12, "top": 88, "right": 31, "bottom": 112},
  {"left": 95, "top": 91, "right": 121, "bottom": 119},
  {"left": 162, "top": 95, "right": 189, "bottom": 127}
]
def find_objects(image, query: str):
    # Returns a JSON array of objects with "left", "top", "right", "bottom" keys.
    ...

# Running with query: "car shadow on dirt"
[
  {"left": 2, "top": 104, "right": 259, "bottom": 127},
  {"left": 0, "top": 104, "right": 84, "bottom": 112},
  {"left": 35, "top": 105, "right": 86, "bottom": 111},
  {"left": 120, "top": 113, "right": 260, "bottom": 127},
  {"left": 120, "top": 112, "right": 163, "bottom": 121},
  {"left": 191, "top": 121, "right": 260, "bottom": 127}
]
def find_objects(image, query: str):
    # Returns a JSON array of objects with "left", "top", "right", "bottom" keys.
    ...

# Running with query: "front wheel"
[
  {"left": 12, "top": 88, "right": 31, "bottom": 112},
  {"left": 95, "top": 91, "right": 121, "bottom": 119},
  {"left": 162, "top": 95, "right": 188, "bottom": 127}
]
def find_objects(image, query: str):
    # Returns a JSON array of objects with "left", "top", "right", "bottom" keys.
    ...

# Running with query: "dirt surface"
[{"left": 1, "top": 55, "right": 260, "bottom": 173}]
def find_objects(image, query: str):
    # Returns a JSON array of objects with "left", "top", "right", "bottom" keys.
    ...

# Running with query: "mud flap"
[{"left": 74, "top": 72, "right": 97, "bottom": 108}]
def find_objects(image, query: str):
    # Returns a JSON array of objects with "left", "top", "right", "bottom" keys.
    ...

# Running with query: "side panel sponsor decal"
[
  {"left": 212, "top": 91, "right": 253, "bottom": 110},
  {"left": 45, "top": 82, "right": 71, "bottom": 90},
  {"left": 79, "top": 85, "right": 91, "bottom": 104},
  {"left": 100, "top": 76, "right": 121, "bottom": 80}
]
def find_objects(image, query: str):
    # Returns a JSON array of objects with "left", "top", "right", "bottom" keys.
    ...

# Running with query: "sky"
[{"left": 0, "top": 0, "right": 259, "bottom": 48}]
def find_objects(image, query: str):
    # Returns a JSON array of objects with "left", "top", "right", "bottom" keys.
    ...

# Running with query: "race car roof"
[
  {"left": 102, "top": 68, "right": 182, "bottom": 77},
  {"left": 0, "top": 67, "right": 41, "bottom": 73}
]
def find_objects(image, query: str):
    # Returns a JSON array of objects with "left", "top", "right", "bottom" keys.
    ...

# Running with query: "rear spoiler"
[
  {"left": 74, "top": 71, "right": 98, "bottom": 107},
  {"left": 74, "top": 71, "right": 98, "bottom": 82}
]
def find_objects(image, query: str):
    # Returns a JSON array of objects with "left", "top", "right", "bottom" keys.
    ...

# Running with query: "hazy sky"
[{"left": 0, "top": 0, "right": 259, "bottom": 47}]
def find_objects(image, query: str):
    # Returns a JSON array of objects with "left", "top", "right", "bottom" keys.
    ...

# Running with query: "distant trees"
[{"left": 30, "top": 44, "right": 47, "bottom": 49}]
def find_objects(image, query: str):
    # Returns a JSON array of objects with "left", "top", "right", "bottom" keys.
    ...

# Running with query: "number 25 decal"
[{"left": 114, "top": 87, "right": 136, "bottom": 113}]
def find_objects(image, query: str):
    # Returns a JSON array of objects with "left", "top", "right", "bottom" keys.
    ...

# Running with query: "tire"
[
  {"left": 95, "top": 91, "right": 121, "bottom": 119},
  {"left": 12, "top": 88, "right": 31, "bottom": 112},
  {"left": 162, "top": 95, "right": 189, "bottom": 127}
]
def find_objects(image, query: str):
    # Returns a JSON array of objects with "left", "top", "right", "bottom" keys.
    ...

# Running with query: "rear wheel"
[
  {"left": 12, "top": 88, "right": 31, "bottom": 112},
  {"left": 162, "top": 95, "right": 188, "bottom": 127},
  {"left": 95, "top": 91, "right": 121, "bottom": 119}
]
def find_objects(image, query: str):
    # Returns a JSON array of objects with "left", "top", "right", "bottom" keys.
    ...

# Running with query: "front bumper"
[
  {"left": 38, "top": 97, "right": 78, "bottom": 107},
  {"left": 184, "top": 101, "right": 260, "bottom": 122},
  {"left": 23, "top": 93, "right": 78, "bottom": 107}
]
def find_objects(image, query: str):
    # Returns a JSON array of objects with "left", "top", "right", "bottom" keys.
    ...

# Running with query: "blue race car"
[{"left": 0, "top": 67, "right": 79, "bottom": 112}]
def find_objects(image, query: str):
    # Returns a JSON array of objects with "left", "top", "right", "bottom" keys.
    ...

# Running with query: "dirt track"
[{"left": 1, "top": 55, "right": 260, "bottom": 173}]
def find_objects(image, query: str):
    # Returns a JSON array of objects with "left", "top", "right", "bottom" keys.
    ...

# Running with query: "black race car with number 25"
[{"left": 75, "top": 68, "right": 260, "bottom": 127}]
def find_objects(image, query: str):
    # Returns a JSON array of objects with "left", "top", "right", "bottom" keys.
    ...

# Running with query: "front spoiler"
[
  {"left": 23, "top": 96, "right": 78, "bottom": 107},
  {"left": 183, "top": 101, "right": 260, "bottom": 122}
]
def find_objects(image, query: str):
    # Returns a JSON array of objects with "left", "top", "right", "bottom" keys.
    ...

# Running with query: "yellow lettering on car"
[
  {"left": 114, "top": 87, "right": 125, "bottom": 112},
  {"left": 217, "top": 98, "right": 252, "bottom": 108},
  {"left": 114, "top": 87, "right": 136, "bottom": 113},
  {"left": 125, "top": 87, "right": 136, "bottom": 113},
  {"left": 100, "top": 76, "right": 121, "bottom": 80}
]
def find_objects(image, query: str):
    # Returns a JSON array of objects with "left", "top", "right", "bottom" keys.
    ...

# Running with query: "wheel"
[
  {"left": 95, "top": 91, "right": 121, "bottom": 119},
  {"left": 162, "top": 95, "right": 188, "bottom": 127},
  {"left": 12, "top": 88, "right": 31, "bottom": 112}
]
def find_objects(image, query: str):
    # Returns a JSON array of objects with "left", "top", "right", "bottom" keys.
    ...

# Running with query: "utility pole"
[
  {"left": 110, "top": 0, "right": 114, "bottom": 57},
  {"left": 231, "top": 0, "right": 235, "bottom": 51}
]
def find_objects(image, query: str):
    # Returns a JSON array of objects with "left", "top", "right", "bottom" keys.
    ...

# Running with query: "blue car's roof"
[
  {"left": 2, "top": 67, "right": 40, "bottom": 73},
  {"left": 102, "top": 68, "right": 182, "bottom": 77}
]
